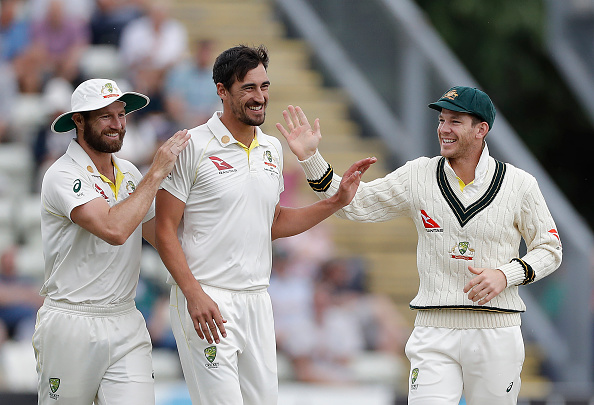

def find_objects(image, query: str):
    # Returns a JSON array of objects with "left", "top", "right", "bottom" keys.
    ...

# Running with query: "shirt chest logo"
[
  {"left": 420, "top": 210, "right": 443, "bottom": 232},
  {"left": 262, "top": 150, "right": 279, "bottom": 175},
  {"left": 450, "top": 241, "right": 475, "bottom": 260},
  {"left": 94, "top": 184, "right": 110, "bottom": 202},
  {"left": 209, "top": 156, "right": 237, "bottom": 174}
]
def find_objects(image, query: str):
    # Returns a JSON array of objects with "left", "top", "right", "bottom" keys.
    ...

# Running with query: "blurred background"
[{"left": 0, "top": 0, "right": 592, "bottom": 404}]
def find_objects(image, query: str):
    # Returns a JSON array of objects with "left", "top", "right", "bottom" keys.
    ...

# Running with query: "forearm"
[
  {"left": 499, "top": 184, "right": 562, "bottom": 286},
  {"left": 271, "top": 195, "right": 343, "bottom": 240},
  {"left": 104, "top": 170, "right": 163, "bottom": 243},
  {"left": 299, "top": 150, "right": 409, "bottom": 223},
  {"left": 156, "top": 230, "right": 202, "bottom": 296}
]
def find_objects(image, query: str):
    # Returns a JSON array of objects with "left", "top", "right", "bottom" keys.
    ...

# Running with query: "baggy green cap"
[{"left": 428, "top": 86, "right": 496, "bottom": 130}]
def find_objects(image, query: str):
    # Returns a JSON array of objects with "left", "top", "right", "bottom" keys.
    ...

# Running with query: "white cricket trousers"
[
  {"left": 170, "top": 284, "right": 278, "bottom": 405},
  {"left": 405, "top": 325, "right": 524, "bottom": 405},
  {"left": 33, "top": 299, "right": 154, "bottom": 405}
]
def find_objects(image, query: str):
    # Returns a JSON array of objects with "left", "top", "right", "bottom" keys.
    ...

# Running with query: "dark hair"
[{"left": 212, "top": 44, "right": 269, "bottom": 90}]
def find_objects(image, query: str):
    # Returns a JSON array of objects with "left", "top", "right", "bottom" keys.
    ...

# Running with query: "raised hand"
[
  {"left": 276, "top": 105, "right": 320, "bottom": 161},
  {"left": 150, "top": 129, "right": 191, "bottom": 179},
  {"left": 330, "top": 157, "right": 377, "bottom": 207}
]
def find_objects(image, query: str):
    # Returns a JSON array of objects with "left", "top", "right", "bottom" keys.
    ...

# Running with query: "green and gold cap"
[{"left": 428, "top": 86, "right": 496, "bottom": 130}]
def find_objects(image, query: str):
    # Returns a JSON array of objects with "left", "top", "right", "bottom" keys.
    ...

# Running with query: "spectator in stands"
[
  {"left": 119, "top": 0, "right": 188, "bottom": 115},
  {"left": 0, "top": 0, "right": 31, "bottom": 63},
  {"left": 145, "top": 293, "right": 178, "bottom": 351},
  {"left": 164, "top": 38, "right": 221, "bottom": 128},
  {"left": 280, "top": 282, "right": 366, "bottom": 384},
  {"left": 317, "top": 257, "right": 410, "bottom": 354},
  {"left": 26, "top": 0, "right": 95, "bottom": 22},
  {"left": 28, "top": 0, "right": 90, "bottom": 90},
  {"left": 268, "top": 244, "right": 315, "bottom": 353},
  {"left": 0, "top": 0, "right": 38, "bottom": 94},
  {"left": 0, "top": 245, "right": 43, "bottom": 343},
  {"left": 0, "top": 63, "right": 18, "bottom": 143},
  {"left": 89, "top": 0, "right": 143, "bottom": 46},
  {"left": 31, "top": 77, "right": 73, "bottom": 189}
]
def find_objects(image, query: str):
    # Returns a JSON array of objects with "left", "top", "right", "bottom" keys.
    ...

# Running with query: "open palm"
[{"left": 276, "top": 105, "right": 321, "bottom": 161}]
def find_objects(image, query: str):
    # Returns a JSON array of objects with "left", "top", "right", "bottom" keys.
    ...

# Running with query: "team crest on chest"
[
  {"left": 449, "top": 241, "right": 475, "bottom": 260},
  {"left": 262, "top": 150, "right": 279, "bottom": 175},
  {"left": 125, "top": 180, "right": 136, "bottom": 194}
]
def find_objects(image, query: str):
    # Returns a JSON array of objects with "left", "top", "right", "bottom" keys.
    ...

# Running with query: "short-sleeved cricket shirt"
[
  {"left": 40, "top": 140, "right": 154, "bottom": 305},
  {"left": 160, "top": 112, "right": 284, "bottom": 290}
]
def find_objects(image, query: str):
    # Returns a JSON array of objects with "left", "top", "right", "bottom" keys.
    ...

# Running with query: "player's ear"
[
  {"left": 476, "top": 121, "right": 489, "bottom": 140},
  {"left": 72, "top": 113, "right": 84, "bottom": 130},
  {"left": 216, "top": 83, "right": 227, "bottom": 100}
]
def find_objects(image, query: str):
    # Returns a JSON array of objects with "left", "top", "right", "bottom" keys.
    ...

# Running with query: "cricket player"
[
  {"left": 277, "top": 86, "right": 562, "bottom": 405},
  {"left": 154, "top": 44, "right": 374, "bottom": 405},
  {"left": 33, "top": 78, "right": 190, "bottom": 405}
]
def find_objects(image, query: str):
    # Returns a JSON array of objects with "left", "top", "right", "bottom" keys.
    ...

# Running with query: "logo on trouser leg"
[
  {"left": 49, "top": 378, "right": 60, "bottom": 400},
  {"left": 204, "top": 346, "right": 219, "bottom": 369},
  {"left": 410, "top": 368, "right": 419, "bottom": 391},
  {"left": 506, "top": 382, "right": 513, "bottom": 392}
]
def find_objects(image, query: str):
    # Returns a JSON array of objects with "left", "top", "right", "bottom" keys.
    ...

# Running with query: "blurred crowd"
[{"left": 0, "top": 0, "right": 409, "bottom": 393}]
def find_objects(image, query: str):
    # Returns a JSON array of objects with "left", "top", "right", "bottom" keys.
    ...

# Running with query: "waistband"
[
  {"left": 43, "top": 298, "right": 136, "bottom": 316},
  {"left": 414, "top": 308, "right": 521, "bottom": 329},
  {"left": 172, "top": 283, "right": 268, "bottom": 295}
]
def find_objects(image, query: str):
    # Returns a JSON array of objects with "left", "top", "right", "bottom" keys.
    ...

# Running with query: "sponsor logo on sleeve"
[
  {"left": 73, "top": 179, "right": 83, "bottom": 197},
  {"left": 548, "top": 229, "right": 562, "bottom": 249}
]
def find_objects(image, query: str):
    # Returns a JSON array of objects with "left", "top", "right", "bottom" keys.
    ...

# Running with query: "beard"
[
  {"left": 231, "top": 101, "right": 266, "bottom": 127},
  {"left": 83, "top": 121, "right": 125, "bottom": 153}
]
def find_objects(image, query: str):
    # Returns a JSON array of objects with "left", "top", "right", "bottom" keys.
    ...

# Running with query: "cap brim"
[
  {"left": 51, "top": 92, "right": 150, "bottom": 133},
  {"left": 428, "top": 100, "right": 472, "bottom": 114}
]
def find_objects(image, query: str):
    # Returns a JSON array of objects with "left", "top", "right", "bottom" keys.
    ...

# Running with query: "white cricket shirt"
[
  {"left": 40, "top": 140, "right": 154, "bottom": 305},
  {"left": 160, "top": 112, "right": 284, "bottom": 290}
]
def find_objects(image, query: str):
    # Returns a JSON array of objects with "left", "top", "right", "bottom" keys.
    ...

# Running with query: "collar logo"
[
  {"left": 450, "top": 241, "right": 475, "bottom": 260},
  {"left": 443, "top": 89, "right": 458, "bottom": 100}
]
